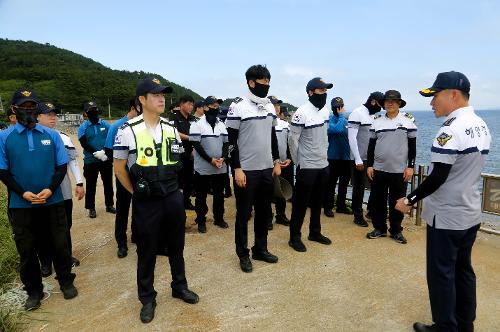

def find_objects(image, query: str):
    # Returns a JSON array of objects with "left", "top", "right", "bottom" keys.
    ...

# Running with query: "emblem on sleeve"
[
  {"left": 292, "top": 113, "right": 301, "bottom": 123},
  {"left": 436, "top": 132, "right": 452, "bottom": 146}
]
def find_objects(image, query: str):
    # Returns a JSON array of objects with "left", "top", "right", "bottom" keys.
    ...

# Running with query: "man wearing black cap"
[
  {"left": 104, "top": 98, "right": 141, "bottom": 258},
  {"left": 0, "top": 89, "right": 78, "bottom": 311},
  {"left": 170, "top": 95, "right": 196, "bottom": 210},
  {"left": 113, "top": 78, "right": 199, "bottom": 324},
  {"left": 347, "top": 91, "right": 384, "bottom": 227},
  {"left": 189, "top": 96, "right": 229, "bottom": 233},
  {"left": 365, "top": 90, "right": 417, "bottom": 244},
  {"left": 226, "top": 64, "right": 281, "bottom": 272},
  {"left": 394, "top": 72, "right": 490, "bottom": 332},
  {"left": 323, "top": 97, "right": 352, "bottom": 218},
  {"left": 78, "top": 101, "right": 115, "bottom": 218},
  {"left": 288, "top": 77, "right": 333, "bottom": 252},
  {"left": 37, "top": 102, "right": 84, "bottom": 271},
  {"left": 268, "top": 96, "right": 292, "bottom": 228}
]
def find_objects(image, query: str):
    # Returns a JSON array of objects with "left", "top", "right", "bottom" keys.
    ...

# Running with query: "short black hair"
[
  {"left": 460, "top": 90, "right": 470, "bottom": 101},
  {"left": 169, "top": 101, "right": 180, "bottom": 111},
  {"left": 179, "top": 95, "right": 194, "bottom": 104},
  {"left": 245, "top": 65, "right": 271, "bottom": 83}
]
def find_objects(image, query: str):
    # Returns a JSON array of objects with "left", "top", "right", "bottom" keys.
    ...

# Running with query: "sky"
[{"left": 1, "top": 0, "right": 499, "bottom": 111}]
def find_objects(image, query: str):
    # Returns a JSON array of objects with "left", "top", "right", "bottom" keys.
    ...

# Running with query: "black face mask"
[
  {"left": 249, "top": 81, "right": 270, "bottom": 98},
  {"left": 309, "top": 93, "right": 327, "bottom": 109},
  {"left": 15, "top": 108, "right": 38, "bottom": 129},
  {"left": 206, "top": 107, "right": 219, "bottom": 126},
  {"left": 365, "top": 101, "right": 382, "bottom": 115},
  {"left": 86, "top": 111, "right": 99, "bottom": 124}
]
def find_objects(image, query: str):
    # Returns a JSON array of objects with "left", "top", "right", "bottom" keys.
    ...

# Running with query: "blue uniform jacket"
[{"left": 327, "top": 113, "right": 351, "bottom": 161}]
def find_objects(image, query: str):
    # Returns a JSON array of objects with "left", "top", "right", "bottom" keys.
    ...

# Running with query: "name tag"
[
  {"left": 171, "top": 143, "right": 181, "bottom": 154},
  {"left": 41, "top": 140, "right": 51, "bottom": 146},
  {"left": 100, "top": 128, "right": 106, "bottom": 131}
]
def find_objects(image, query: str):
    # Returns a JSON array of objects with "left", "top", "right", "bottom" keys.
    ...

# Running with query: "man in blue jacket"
[
  {"left": 323, "top": 97, "right": 352, "bottom": 218},
  {"left": 78, "top": 101, "right": 116, "bottom": 218}
]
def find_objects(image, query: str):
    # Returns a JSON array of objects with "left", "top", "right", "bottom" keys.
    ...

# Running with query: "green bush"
[{"left": 0, "top": 185, "right": 18, "bottom": 290}]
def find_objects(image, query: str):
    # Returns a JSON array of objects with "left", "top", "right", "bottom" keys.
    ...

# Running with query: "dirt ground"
[{"left": 23, "top": 132, "right": 500, "bottom": 332}]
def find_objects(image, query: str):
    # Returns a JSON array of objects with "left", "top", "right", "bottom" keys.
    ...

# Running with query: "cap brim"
[
  {"left": 419, "top": 87, "right": 440, "bottom": 97},
  {"left": 382, "top": 98, "right": 406, "bottom": 108},
  {"left": 14, "top": 97, "right": 39, "bottom": 106},
  {"left": 151, "top": 85, "right": 173, "bottom": 94},
  {"left": 40, "top": 109, "right": 61, "bottom": 114}
]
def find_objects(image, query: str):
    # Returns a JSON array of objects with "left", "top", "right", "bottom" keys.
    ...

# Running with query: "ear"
[
  {"left": 307, "top": 90, "right": 313, "bottom": 97},
  {"left": 248, "top": 80, "right": 256, "bottom": 88},
  {"left": 371, "top": 99, "right": 376, "bottom": 106},
  {"left": 139, "top": 95, "right": 146, "bottom": 105}
]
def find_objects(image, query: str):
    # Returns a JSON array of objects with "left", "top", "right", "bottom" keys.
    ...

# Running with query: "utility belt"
[{"left": 130, "top": 163, "right": 182, "bottom": 198}]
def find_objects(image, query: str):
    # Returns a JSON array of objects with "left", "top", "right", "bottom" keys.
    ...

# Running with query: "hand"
[
  {"left": 395, "top": 197, "right": 412, "bottom": 214},
  {"left": 403, "top": 167, "right": 414, "bottom": 182},
  {"left": 280, "top": 159, "right": 291, "bottom": 168},
  {"left": 355, "top": 163, "right": 365, "bottom": 171},
  {"left": 210, "top": 158, "right": 219, "bottom": 168},
  {"left": 216, "top": 158, "right": 224, "bottom": 168},
  {"left": 366, "top": 167, "right": 374, "bottom": 181},
  {"left": 22, "top": 191, "right": 45, "bottom": 204},
  {"left": 272, "top": 162, "right": 281, "bottom": 177},
  {"left": 75, "top": 186, "right": 85, "bottom": 200},
  {"left": 93, "top": 150, "right": 108, "bottom": 162},
  {"left": 37, "top": 188, "right": 53, "bottom": 200},
  {"left": 234, "top": 168, "right": 246, "bottom": 188}
]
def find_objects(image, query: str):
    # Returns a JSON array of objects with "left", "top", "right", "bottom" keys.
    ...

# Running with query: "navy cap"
[
  {"left": 368, "top": 91, "right": 384, "bottom": 103},
  {"left": 194, "top": 100, "right": 205, "bottom": 108},
  {"left": 136, "top": 77, "right": 173, "bottom": 96},
  {"left": 331, "top": 97, "right": 344, "bottom": 109},
  {"left": 280, "top": 105, "right": 290, "bottom": 116},
  {"left": 381, "top": 90, "right": 406, "bottom": 108},
  {"left": 204, "top": 96, "right": 223, "bottom": 105},
  {"left": 268, "top": 95, "right": 283, "bottom": 105},
  {"left": 11, "top": 89, "right": 40, "bottom": 106},
  {"left": 83, "top": 101, "right": 99, "bottom": 113},
  {"left": 420, "top": 71, "right": 470, "bottom": 97},
  {"left": 39, "top": 102, "right": 60, "bottom": 114},
  {"left": 218, "top": 107, "right": 229, "bottom": 119},
  {"left": 306, "top": 77, "right": 333, "bottom": 92}
]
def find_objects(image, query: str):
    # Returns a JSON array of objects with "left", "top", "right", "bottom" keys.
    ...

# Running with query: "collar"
[
  {"left": 384, "top": 110, "right": 401, "bottom": 120},
  {"left": 15, "top": 122, "right": 45, "bottom": 134},
  {"left": 88, "top": 118, "right": 103, "bottom": 125},
  {"left": 445, "top": 106, "right": 474, "bottom": 121}
]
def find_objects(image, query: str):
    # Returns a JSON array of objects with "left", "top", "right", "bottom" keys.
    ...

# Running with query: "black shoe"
[
  {"left": 71, "top": 257, "right": 80, "bottom": 268},
  {"left": 308, "top": 233, "right": 332, "bottom": 245},
  {"left": 391, "top": 232, "right": 408, "bottom": 244},
  {"left": 172, "top": 288, "right": 199, "bottom": 304},
  {"left": 185, "top": 202, "right": 195, "bottom": 210},
  {"left": 275, "top": 215, "right": 290, "bottom": 226},
  {"left": 24, "top": 293, "right": 42, "bottom": 311},
  {"left": 88, "top": 208, "right": 97, "bottom": 218},
  {"left": 336, "top": 206, "right": 353, "bottom": 215},
  {"left": 324, "top": 209, "right": 335, "bottom": 218},
  {"left": 366, "top": 229, "right": 387, "bottom": 239},
  {"left": 214, "top": 220, "right": 229, "bottom": 229},
  {"left": 41, "top": 264, "right": 52, "bottom": 278},
  {"left": 353, "top": 217, "right": 368, "bottom": 227},
  {"left": 117, "top": 247, "right": 128, "bottom": 258},
  {"left": 197, "top": 223, "right": 207, "bottom": 233},
  {"left": 224, "top": 191, "right": 232, "bottom": 198},
  {"left": 239, "top": 256, "right": 253, "bottom": 273},
  {"left": 252, "top": 250, "right": 278, "bottom": 263},
  {"left": 267, "top": 222, "right": 273, "bottom": 230},
  {"left": 61, "top": 284, "right": 78, "bottom": 300},
  {"left": 413, "top": 322, "right": 438, "bottom": 332},
  {"left": 140, "top": 301, "right": 157, "bottom": 323},
  {"left": 106, "top": 206, "right": 116, "bottom": 214},
  {"left": 288, "top": 238, "right": 307, "bottom": 252}
]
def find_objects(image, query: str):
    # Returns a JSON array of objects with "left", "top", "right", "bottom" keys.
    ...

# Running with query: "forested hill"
[{"left": 0, "top": 39, "right": 202, "bottom": 117}]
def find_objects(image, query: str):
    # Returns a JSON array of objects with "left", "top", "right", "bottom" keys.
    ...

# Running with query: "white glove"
[{"left": 93, "top": 150, "right": 108, "bottom": 162}]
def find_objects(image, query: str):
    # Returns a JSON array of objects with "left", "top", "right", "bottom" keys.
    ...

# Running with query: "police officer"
[
  {"left": 189, "top": 96, "right": 229, "bottom": 233},
  {"left": 226, "top": 64, "right": 281, "bottom": 273},
  {"left": 0, "top": 89, "right": 77, "bottom": 311},
  {"left": 347, "top": 91, "right": 384, "bottom": 226},
  {"left": 104, "top": 98, "right": 141, "bottom": 258},
  {"left": 395, "top": 72, "right": 491, "bottom": 332},
  {"left": 268, "top": 96, "right": 292, "bottom": 228},
  {"left": 193, "top": 100, "right": 206, "bottom": 119},
  {"left": 170, "top": 95, "right": 196, "bottom": 210},
  {"left": 113, "top": 78, "right": 199, "bottom": 324},
  {"left": 78, "top": 101, "right": 115, "bottom": 218},
  {"left": 37, "top": 102, "right": 85, "bottom": 270},
  {"left": 323, "top": 97, "right": 352, "bottom": 218},
  {"left": 288, "top": 77, "right": 333, "bottom": 252},
  {"left": 218, "top": 107, "right": 233, "bottom": 198},
  {"left": 365, "top": 90, "right": 417, "bottom": 244}
]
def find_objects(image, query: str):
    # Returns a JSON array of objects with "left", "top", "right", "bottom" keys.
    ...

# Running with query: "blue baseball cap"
[
  {"left": 204, "top": 96, "right": 223, "bottom": 105},
  {"left": 218, "top": 107, "right": 229, "bottom": 119},
  {"left": 306, "top": 77, "right": 333, "bottom": 92},
  {"left": 83, "top": 101, "right": 99, "bottom": 113},
  {"left": 136, "top": 77, "right": 173, "bottom": 96},
  {"left": 39, "top": 102, "right": 60, "bottom": 114},
  {"left": 268, "top": 95, "right": 283, "bottom": 105},
  {"left": 194, "top": 100, "right": 205, "bottom": 108},
  {"left": 11, "top": 89, "right": 40, "bottom": 106},
  {"left": 331, "top": 97, "right": 344, "bottom": 109},
  {"left": 420, "top": 71, "right": 470, "bottom": 97}
]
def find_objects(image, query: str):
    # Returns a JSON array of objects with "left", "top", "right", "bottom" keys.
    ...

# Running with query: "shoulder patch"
[
  {"left": 441, "top": 117, "right": 456, "bottom": 127},
  {"left": 436, "top": 132, "right": 452, "bottom": 146},
  {"left": 119, "top": 122, "right": 130, "bottom": 130},
  {"left": 404, "top": 112, "right": 414, "bottom": 120},
  {"left": 373, "top": 114, "right": 382, "bottom": 119},
  {"left": 233, "top": 97, "right": 243, "bottom": 104}
]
